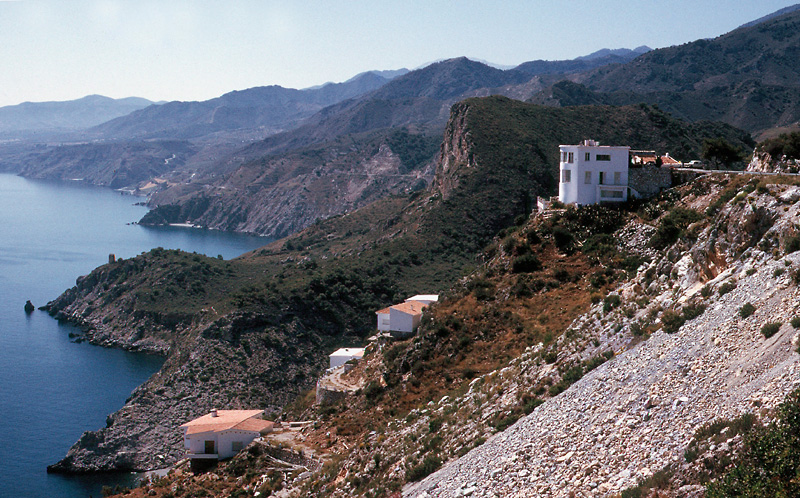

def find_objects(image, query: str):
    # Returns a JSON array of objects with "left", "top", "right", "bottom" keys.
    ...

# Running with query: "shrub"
[
  {"left": 785, "top": 233, "right": 800, "bottom": 254},
  {"left": 706, "top": 388, "right": 800, "bottom": 498},
  {"left": 791, "top": 316, "right": 800, "bottom": 328},
  {"left": 603, "top": 294, "right": 622, "bottom": 313},
  {"left": 682, "top": 303, "right": 707, "bottom": 321},
  {"left": 552, "top": 226, "right": 575, "bottom": 252},
  {"left": 740, "top": 303, "right": 756, "bottom": 318},
  {"left": 718, "top": 281, "right": 737, "bottom": 296},
  {"left": 649, "top": 208, "right": 703, "bottom": 249},
  {"left": 661, "top": 310, "right": 684, "bottom": 334},
  {"left": 512, "top": 254, "right": 542, "bottom": 273},
  {"left": 761, "top": 322, "right": 782, "bottom": 338},
  {"left": 405, "top": 455, "right": 442, "bottom": 482},
  {"left": 700, "top": 285, "right": 712, "bottom": 298}
]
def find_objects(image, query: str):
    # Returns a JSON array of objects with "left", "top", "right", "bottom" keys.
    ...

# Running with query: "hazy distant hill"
[
  {"left": 515, "top": 46, "right": 650, "bottom": 76},
  {"left": 0, "top": 95, "right": 155, "bottom": 137},
  {"left": 567, "top": 8, "right": 800, "bottom": 134},
  {"left": 737, "top": 3, "right": 800, "bottom": 29},
  {"left": 91, "top": 71, "right": 396, "bottom": 141}
]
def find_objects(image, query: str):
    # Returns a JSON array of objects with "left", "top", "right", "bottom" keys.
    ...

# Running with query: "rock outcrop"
[{"left": 405, "top": 180, "right": 800, "bottom": 497}]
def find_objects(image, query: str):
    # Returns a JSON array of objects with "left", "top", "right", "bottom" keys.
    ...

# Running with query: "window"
[
  {"left": 600, "top": 189, "right": 624, "bottom": 199},
  {"left": 614, "top": 172, "right": 621, "bottom": 185},
  {"left": 599, "top": 172, "right": 605, "bottom": 185},
  {"left": 561, "top": 169, "right": 571, "bottom": 183},
  {"left": 568, "top": 152, "right": 574, "bottom": 163},
  {"left": 232, "top": 441, "right": 244, "bottom": 452},
  {"left": 561, "top": 152, "right": 566, "bottom": 162},
  {"left": 597, "top": 154, "right": 611, "bottom": 161},
  {"left": 585, "top": 152, "right": 590, "bottom": 161},
  {"left": 584, "top": 171, "right": 591, "bottom": 184}
]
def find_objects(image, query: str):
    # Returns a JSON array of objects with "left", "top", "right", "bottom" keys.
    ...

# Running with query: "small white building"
[
  {"left": 329, "top": 347, "right": 366, "bottom": 368},
  {"left": 375, "top": 300, "right": 428, "bottom": 337},
  {"left": 558, "top": 140, "right": 631, "bottom": 205},
  {"left": 180, "top": 409, "right": 273, "bottom": 464}
]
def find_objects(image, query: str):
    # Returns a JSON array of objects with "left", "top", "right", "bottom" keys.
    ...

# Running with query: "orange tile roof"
[
  {"left": 661, "top": 155, "right": 681, "bottom": 165},
  {"left": 375, "top": 306, "right": 392, "bottom": 315},
  {"left": 181, "top": 410, "right": 270, "bottom": 435},
  {"left": 390, "top": 301, "right": 426, "bottom": 315}
]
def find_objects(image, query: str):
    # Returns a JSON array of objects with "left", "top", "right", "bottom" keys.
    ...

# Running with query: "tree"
[{"left": 702, "top": 138, "right": 745, "bottom": 170}]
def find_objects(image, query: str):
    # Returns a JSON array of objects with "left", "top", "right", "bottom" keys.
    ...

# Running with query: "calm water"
[{"left": 0, "top": 174, "right": 272, "bottom": 498}]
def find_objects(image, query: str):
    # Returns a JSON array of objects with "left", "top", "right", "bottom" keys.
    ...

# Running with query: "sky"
[{"left": 0, "top": 0, "right": 798, "bottom": 107}]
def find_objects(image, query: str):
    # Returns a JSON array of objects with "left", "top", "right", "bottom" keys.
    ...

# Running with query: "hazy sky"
[{"left": 0, "top": 0, "right": 797, "bottom": 107}]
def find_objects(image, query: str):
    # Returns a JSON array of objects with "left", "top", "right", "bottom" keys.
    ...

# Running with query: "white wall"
[
  {"left": 185, "top": 432, "right": 218, "bottom": 456},
  {"left": 218, "top": 430, "right": 260, "bottom": 459},
  {"left": 185, "top": 430, "right": 260, "bottom": 459},
  {"left": 388, "top": 308, "right": 422, "bottom": 333},
  {"left": 559, "top": 144, "right": 630, "bottom": 205},
  {"left": 376, "top": 312, "right": 390, "bottom": 331}
]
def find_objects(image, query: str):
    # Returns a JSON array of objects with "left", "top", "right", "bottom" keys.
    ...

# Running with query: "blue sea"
[{"left": 0, "top": 174, "right": 272, "bottom": 498}]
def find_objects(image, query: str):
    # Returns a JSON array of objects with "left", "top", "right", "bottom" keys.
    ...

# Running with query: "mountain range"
[
  {"left": 25, "top": 6, "right": 800, "bottom": 497},
  {"left": 1, "top": 6, "right": 799, "bottom": 241}
]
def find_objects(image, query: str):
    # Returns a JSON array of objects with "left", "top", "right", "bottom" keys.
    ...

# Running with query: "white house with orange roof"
[
  {"left": 376, "top": 296, "right": 437, "bottom": 338},
  {"left": 180, "top": 409, "right": 273, "bottom": 463},
  {"left": 559, "top": 140, "right": 631, "bottom": 205}
]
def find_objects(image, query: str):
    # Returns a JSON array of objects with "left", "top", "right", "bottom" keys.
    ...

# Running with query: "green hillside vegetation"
[
  {"left": 51, "top": 96, "right": 759, "bottom": 484},
  {"left": 94, "top": 96, "right": 754, "bottom": 356}
]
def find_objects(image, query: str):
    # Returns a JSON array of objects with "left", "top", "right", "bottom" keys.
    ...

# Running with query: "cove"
[{"left": 0, "top": 174, "right": 272, "bottom": 498}]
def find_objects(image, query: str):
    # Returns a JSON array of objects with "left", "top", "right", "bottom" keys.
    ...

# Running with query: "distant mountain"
[
  {"left": 0, "top": 95, "right": 155, "bottom": 137},
  {"left": 575, "top": 46, "right": 651, "bottom": 60},
  {"left": 514, "top": 47, "right": 650, "bottom": 77},
  {"left": 536, "top": 8, "right": 800, "bottom": 134},
  {"left": 91, "top": 71, "right": 396, "bottom": 141},
  {"left": 737, "top": 3, "right": 800, "bottom": 29}
]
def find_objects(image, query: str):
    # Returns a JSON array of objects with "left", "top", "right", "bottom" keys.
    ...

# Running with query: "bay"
[{"left": 0, "top": 174, "right": 272, "bottom": 498}]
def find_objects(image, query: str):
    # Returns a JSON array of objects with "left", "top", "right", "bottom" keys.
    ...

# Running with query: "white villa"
[
  {"left": 329, "top": 347, "right": 366, "bottom": 368},
  {"left": 376, "top": 295, "right": 438, "bottom": 337},
  {"left": 558, "top": 140, "right": 631, "bottom": 205},
  {"left": 180, "top": 409, "right": 273, "bottom": 466}
]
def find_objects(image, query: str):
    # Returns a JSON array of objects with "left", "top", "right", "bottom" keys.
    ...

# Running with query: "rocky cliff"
[
  {"left": 142, "top": 134, "right": 437, "bottom": 238},
  {"left": 405, "top": 177, "right": 800, "bottom": 497},
  {"left": 43, "top": 249, "right": 330, "bottom": 473}
]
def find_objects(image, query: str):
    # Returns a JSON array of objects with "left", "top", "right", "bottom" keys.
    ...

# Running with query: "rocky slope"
[
  {"left": 42, "top": 96, "right": 738, "bottom": 477},
  {"left": 405, "top": 178, "right": 800, "bottom": 497}
]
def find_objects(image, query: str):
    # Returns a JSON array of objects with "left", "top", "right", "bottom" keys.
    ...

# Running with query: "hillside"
[
  {"left": 514, "top": 46, "right": 650, "bottom": 77},
  {"left": 0, "top": 95, "right": 155, "bottom": 138},
  {"left": 39, "top": 97, "right": 746, "bottom": 475},
  {"left": 111, "top": 160, "right": 800, "bottom": 498},
  {"left": 90, "top": 72, "right": 395, "bottom": 141},
  {"left": 554, "top": 8, "right": 800, "bottom": 135}
]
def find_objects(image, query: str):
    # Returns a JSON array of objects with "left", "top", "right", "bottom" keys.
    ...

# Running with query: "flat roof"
[
  {"left": 330, "top": 347, "right": 366, "bottom": 357},
  {"left": 406, "top": 294, "right": 439, "bottom": 302}
]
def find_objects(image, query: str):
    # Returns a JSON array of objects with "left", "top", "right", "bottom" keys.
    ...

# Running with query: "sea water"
[{"left": 0, "top": 174, "right": 271, "bottom": 498}]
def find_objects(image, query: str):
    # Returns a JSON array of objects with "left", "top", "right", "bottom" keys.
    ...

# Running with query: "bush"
[
  {"left": 740, "top": 303, "right": 756, "bottom": 318},
  {"left": 791, "top": 316, "right": 800, "bottom": 328},
  {"left": 718, "top": 281, "right": 737, "bottom": 296},
  {"left": 512, "top": 254, "right": 542, "bottom": 273},
  {"left": 761, "top": 322, "right": 782, "bottom": 338},
  {"left": 785, "top": 233, "right": 800, "bottom": 254},
  {"left": 405, "top": 455, "right": 442, "bottom": 482},
  {"left": 552, "top": 226, "right": 575, "bottom": 252},
  {"left": 649, "top": 208, "right": 703, "bottom": 249},
  {"left": 661, "top": 310, "right": 684, "bottom": 334},
  {"left": 603, "top": 294, "right": 622, "bottom": 313},
  {"left": 706, "top": 388, "right": 800, "bottom": 498}
]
